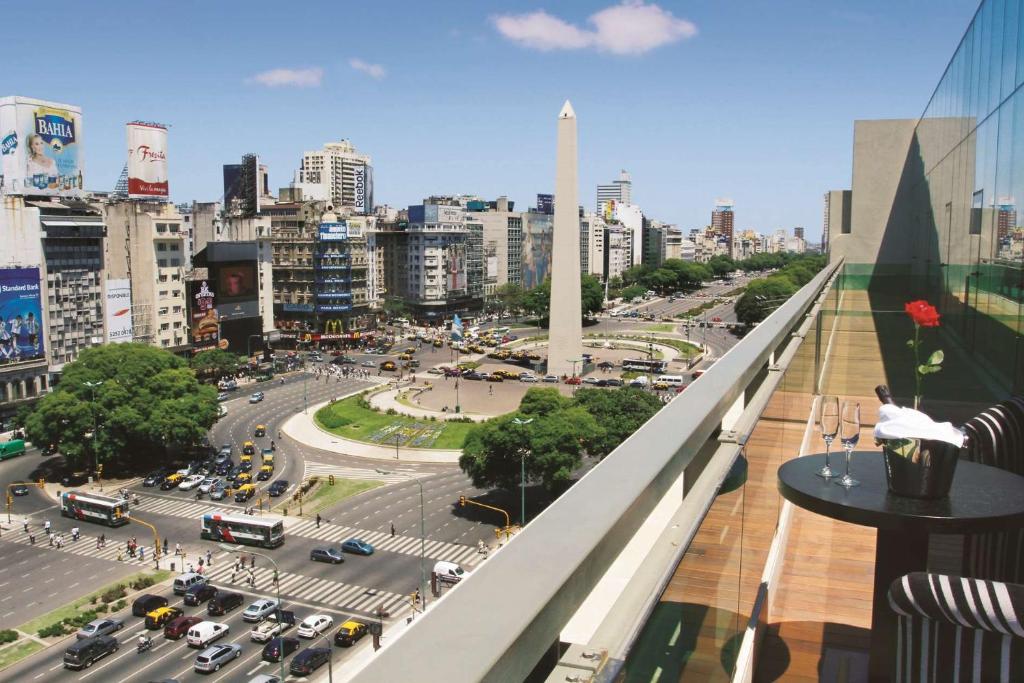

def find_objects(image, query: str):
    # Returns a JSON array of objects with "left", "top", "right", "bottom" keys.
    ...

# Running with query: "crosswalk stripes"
[
  {"left": 302, "top": 461, "right": 431, "bottom": 484},
  {"left": 203, "top": 563, "right": 407, "bottom": 616},
  {"left": 285, "top": 519, "right": 481, "bottom": 567},
  {"left": 0, "top": 526, "right": 203, "bottom": 566}
]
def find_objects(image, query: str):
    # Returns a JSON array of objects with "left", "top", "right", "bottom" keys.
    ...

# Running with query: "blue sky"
[{"left": 3, "top": 1, "right": 979, "bottom": 241}]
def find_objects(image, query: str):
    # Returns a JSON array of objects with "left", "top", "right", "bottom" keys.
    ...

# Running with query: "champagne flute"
[
  {"left": 836, "top": 401, "right": 861, "bottom": 488},
  {"left": 817, "top": 395, "right": 840, "bottom": 478}
]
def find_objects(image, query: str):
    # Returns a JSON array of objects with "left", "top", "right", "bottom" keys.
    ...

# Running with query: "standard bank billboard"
[
  {"left": 0, "top": 97, "right": 83, "bottom": 197},
  {"left": 0, "top": 267, "right": 45, "bottom": 364}
]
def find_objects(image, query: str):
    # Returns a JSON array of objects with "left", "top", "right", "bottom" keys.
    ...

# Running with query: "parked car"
[
  {"left": 360, "top": 360, "right": 375, "bottom": 367},
  {"left": 605, "top": 378, "right": 624, "bottom": 387},
  {"left": 297, "top": 615, "right": 334, "bottom": 638},
  {"left": 309, "top": 547, "right": 344, "bottom": 564},
  {"left": 249, "top": 392, "right": 265, "bottom": 404},
  {"left": 564, "top": 376, "right": 582, "bottom": 385},
  {"left": 340, "top": 539, "right": 374, "bottom": 555},
  {"left": 194, "top": 643, "right": 241, "bottom": 673},
  {"left": 289, "top": 647, "right": 331, "bottom": 676},
  {"left": 519, "top": 373, "right": 538, "bottom": 383},
  {"left": 242, "top": 599, "right": 280, "bottom": 623},
  {"left": 76, "top": 618, "right": 123, "bottom": 640},
  {"left": 217, "top": 392, "right": 229, "bottom": 402},
  {"left": 268, "top": 480, "right": 289, "bottom": 497},
  {"left": 178, "top": 474, "right": 205, "bottom": 491},
  {"left": 262, "top": 636, "right": 300, "bottom": 663},
  {"left": 164, "top": 615, "right": 203, "bottom": 640},
  {"left": 463, "top": 371, "right": 483, "bottom": 381},
  {"left": 582, "top": 377, "right": 600, "bottom": 385},
  {"left": 486, "top": 373, "right": 504, "bottom": 382},
  {"left": 427, "top": 367, "right": 443, "bottom": 374},
  {"left": 334, "top": 620, "right": 368, "bottom": 647}
]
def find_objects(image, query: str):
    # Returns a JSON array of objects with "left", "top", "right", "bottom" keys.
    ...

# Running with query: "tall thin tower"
[{"left": 547, "top": 101, "right": 584, "bottom": 378}]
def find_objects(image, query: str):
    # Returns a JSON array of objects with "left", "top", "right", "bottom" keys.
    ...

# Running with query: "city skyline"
[{"left": 1, "top": 1, "right": 979, "bottom": 240}]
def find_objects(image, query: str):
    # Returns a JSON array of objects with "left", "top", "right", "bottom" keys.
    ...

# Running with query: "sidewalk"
[
  {"left": 369, "top": 388, "right": 490, "bottom": 422},
  {"left": 282, "top": 391, "right": 462, "bottom": 464}
]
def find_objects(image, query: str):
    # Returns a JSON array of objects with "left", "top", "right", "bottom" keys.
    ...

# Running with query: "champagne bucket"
[{"left": 880, "top": 436, "right": 963, "bottom": 499}]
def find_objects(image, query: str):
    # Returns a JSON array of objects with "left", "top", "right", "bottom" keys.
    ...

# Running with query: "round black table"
[{"left": 778, "top": 451, "right": 1024, "bottom": 683}]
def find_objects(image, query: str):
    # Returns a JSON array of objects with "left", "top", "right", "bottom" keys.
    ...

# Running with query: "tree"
[
  {"left": 735, "top": 277, "right": 799, "bottom": 326},
  {"left": 518, "top": 387, "right": 572, "bottom": 416},
  {"left": 580, "top": 274, "right": 605, "bottom": 317},
  {"left": 523, "top": 278, "right": 551, "bottom": 321},
  {"left": 572, "top": 387, "right": 664, "bottom": 458},
  {"left": 22, "top": 343, "right": 218, "bottom": 473},
  {"left": 382, "top": 298, "right": 409, "bottom": 320},
  {"left": 522, "top": 276, "right": 603, "bottom": 321},
  {"left": 620, "top": 284, "right": 646, "bottom": 301},
  {"left": 190, "top": 348, "right": 243, "bottom": 379},
  {"left": 494, "top": 283, "right": 525, "bottom": 317},
  {"left": 707, "top": 255, "right": 736, "bottom": 278},
  {"left": 621, "top": 265, "right": 650, "bottom": 287}
]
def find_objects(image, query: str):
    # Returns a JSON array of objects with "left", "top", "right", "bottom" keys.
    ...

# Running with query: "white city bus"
[
  {"left": 60, "top": 491, "right": 130, "bottom": 527},
  {"left": 200, "top": 513, "right": 284, "bottom": 549},
  {"left": 622, "top": 358, "right": 668, "bottom": 373},
  {"left": 656, "top": 375, "right": 685, "bottom": 387}
]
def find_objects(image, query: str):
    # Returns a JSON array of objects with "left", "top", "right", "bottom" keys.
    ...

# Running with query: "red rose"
[{"left": 904, "top": 300, "right": 940, "bottom": 327}]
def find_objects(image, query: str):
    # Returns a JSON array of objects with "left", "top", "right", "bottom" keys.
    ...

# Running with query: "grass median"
[
  {"left": 315, "top": 395, "right": 476, "bottom": 449},
  {"left": 0, "top": 641, "right": 43, "bottom": 670},
  {"left": 273, "top": 478, "right": 383, "bottom": 517}
]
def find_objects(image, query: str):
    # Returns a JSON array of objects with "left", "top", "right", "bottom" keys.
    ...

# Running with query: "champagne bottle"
[{"left": 874, "top": 384, "right": 896, "bottom": 405}]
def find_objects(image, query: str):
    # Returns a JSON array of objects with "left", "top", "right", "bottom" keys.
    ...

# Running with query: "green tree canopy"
[
  {"left": 190, "top": 348, "right": 244, "bottom": 378},
  {"left": 734, "top": 276, "right": 799, "bottom": 326},
  {"left": 494, "top": 282, "right": 526, "bottom": 315},
  {"left": 571, "top": 387, "right": 665, "bottom": 458},
  {"left": 522, "top": 275, "right": 607, "bottom": 321},
  {"left": 23, "top": 343, "right": 218, "bottom": 473},
  {"left": 580, "top": 274, "right": 605, "bottom": 317},
  {"left": 383, "top": 298, "right": 409, "bottom": 320}
]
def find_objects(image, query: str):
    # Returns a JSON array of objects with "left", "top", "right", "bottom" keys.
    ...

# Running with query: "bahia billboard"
[
  {"left": 0, "top": 97, "right": 84, "bottom": 198},
  {"left": 0, "top": 267, "right": 45, "bottom": 364},
  {"left": 126, "top": 122, "right": 169, "bottom": 198},
  {"left": 105, "top": 278, "right": 133, "bottom": 344}
]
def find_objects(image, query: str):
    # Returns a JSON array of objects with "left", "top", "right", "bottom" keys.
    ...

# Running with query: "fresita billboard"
[
  {"left": 126, "top": 122, "right": 168, "bottom": 198},
  {"left": 0, "top": 96, "right": 84, "bottom": 197}
]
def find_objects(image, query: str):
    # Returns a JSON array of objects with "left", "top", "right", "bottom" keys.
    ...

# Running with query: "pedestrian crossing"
[
  {"left": 202, "top": 563, "right": 408, "bottom": 617},
  {"left": 302, "top": 461, "right": 431, "bottom": 485},
  {"left": 285, "top": 519, "right": 481, "bottom": 567},
  {"left": 130, "top": 494, "right": 481, "bottom": 566},
  {"left": 0, "top": 526, "right": 203, "bottom": 566}
]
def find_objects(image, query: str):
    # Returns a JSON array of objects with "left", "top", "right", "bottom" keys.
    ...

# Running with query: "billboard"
[
  {"left": 0, "top": 267, "right": 45, "bottom": 364},
  {"left": 220, "top": 316, "right": 262, "bottom": 355},
  {"left": 0, "top": 97, "right": 83, "bottom": 197},
  {"left": 126, "top": 122, "right": 168, "bottom": 198},
  {"left": 213, "top": 261, "right": 259, "bottom": 320},
  {"left": 522, "top": 214, "right": 553, "bottom": 289},
  {"left": 446, "top": 243, "right": 467, "bottom": 293},
  {"left": 188, "top": 279, "right": 221, "bottom": 353},
  {"left": 353, "top": 163, "right": 372, "bottom": 213},
  {"left": 105, "top": 278, "right": 133, "bottom": 344},
  {"left": 319, "top": 222, "right": 348, "bottom": 241}
]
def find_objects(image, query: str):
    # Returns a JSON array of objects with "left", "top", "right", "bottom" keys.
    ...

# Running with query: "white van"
[
  {"left": 186, "top": 621, "right": 229, "bottom": 648},
  {"left": 629, "top": 376, "right": 649, "bottom": 388},
  {"left": 173, "top": 572, "right": 206, "bottom": 595},
  {"left": 433, "top": 561, "right": 466, "bottom": 585},
  {"left": 656, "top": 375, "right": 685, "bottom": 387}
]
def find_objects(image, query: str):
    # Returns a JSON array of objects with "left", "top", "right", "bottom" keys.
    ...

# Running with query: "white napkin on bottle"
[{"left": 873, "top": 404, "right": 965, "bottom": 448}]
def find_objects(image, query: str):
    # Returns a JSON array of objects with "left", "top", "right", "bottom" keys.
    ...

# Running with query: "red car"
[
  {"left": 564, "top": 376, "right": 582, "bottom": 385},
  {"left": 164, "top": 615, "right": 202, "bottom": 640},
  {"left": 711, "top": 316, "right": 723, "bottom": 322}
]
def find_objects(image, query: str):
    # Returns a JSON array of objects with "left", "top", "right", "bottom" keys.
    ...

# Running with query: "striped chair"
[
  {"left": 960, "top": 396, "right": 1024, "bottom": 583},
  {"left": 888, "top": 572, "right": 1024, "bottom": 682}
]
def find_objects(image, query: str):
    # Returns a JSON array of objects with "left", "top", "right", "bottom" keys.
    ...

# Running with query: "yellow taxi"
[
  {"left": 432, "top": 339, "right": 444, "bottom": 348},
  {"left": 333, "top": 620, "right": 368, "bottom": 647},
  {"left": 398, "top": 353, "right": 412, "bottom": 361},
  {"left": 160, "top": 473, "right": 184, "bottom": 490},
  {"left": 254, "top": 424, "right": 267, "bottom": 437},
  {"left": 242, "top": 441, "right": 255, "bottom": 456},
  {"left": 403, "top": 347, "right": 416, "bottom": 354},
  {"left": 235, "top": 471, "right": 253, "bottom": 486},
  {"left": 234, "top": 483, "right": 256, "bottom": 502},
  {"left": 145, "top": 606, "right": 183, "bottom": 629},
  {"left": 379, "top": 360, "right": 397, "bottom": 371}
]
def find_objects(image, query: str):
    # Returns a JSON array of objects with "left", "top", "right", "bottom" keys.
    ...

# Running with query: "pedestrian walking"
[
  {"left": 250, "top": 555, "right": 256, "bottom": 569},
  {"left": 206, "top": 550, "right": 212, "bottom": 566},
  {"left": 230, "top": 569, "right": 236, "bottom": 583},
  {"left": 48, "top": 532, "right": 53, "bottom": 546},
  {"left": 315, "top": 513, "right": 321, "bottom": 529},
  {"left": 28, "top": 533, "right": 34, "bottom": 545},
  {"left": 22, "top": 517, "right": 28, "bottom": 533},
  {"left": 188, "top": 563, "right": 194, "bottom": 573},
  {"left": 272, "top": 569, "right": 279, "bottom": 585},
  {"left": 139, "top": 547, "right": 145, "bottom": 562},
  {"left": 234, "top": 559, "right": 241, "bottom": 573},
  {"left": 163, "top": 539, "right": 168, "bottom": 556},
  {"left": 96, "top": 537, "right": 102, "bottom": 549},
  {"left": 175, "top": 542, "right": 181, "bottom": 556},
  {"left": 390, "top": 522, "right": 395, "bottom": 537},
  {"left": 43, "top": 520, "right": 51, "bottom": 534}
]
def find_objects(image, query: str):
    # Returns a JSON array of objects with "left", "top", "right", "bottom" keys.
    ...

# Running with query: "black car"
[
  {"left": 60, "top": 471, "right": 88, "bottom": 487},
  {"left": 132, "top": 594, "right": 168, "bottom": 617},
  {"left": 11, "top": 483, "right": 30, "bottom": 496},
  {"left": 463, "top": 371, "right": 483, "bottom": 381},
  {"left": 605, "top": 378, "right": 625, "bottom": 387},
  {"left": 262, "top": 636, "right": 300, "bottom": 663},
  {"left": 143, "top": 470, "right": 167, "bottom": 487},
  {"left": 207, "top": 592, "right": 243, "bottom": 616},
  {"left": 594, "top": 379, "right": 609, "bottom": 387},
  {"left": 268, "top": 480, "right": 289, "bottom": 497},
  {"left": 63, "top": 635, "right": 119, "bottom": 670},
  {"left": 224, "top": 467, "right": 244, "bottom": 484},
  {"left": 183, "top": 583, "right": 218, "bottom": 606},
  {"left": 214, "top": 461, "right": 233, "bottom": 476},
  {"left": 289, "top": 648, "right": 331, "bottom": 676},
  {"left": 309, "top": 547, "right": 344, "bottom": 564},
  {"left": 239, "top": 461, "right": 253, "bottom": 473},
  {"left": 255, "top": 469, "right": 272, "bottom": 481}
]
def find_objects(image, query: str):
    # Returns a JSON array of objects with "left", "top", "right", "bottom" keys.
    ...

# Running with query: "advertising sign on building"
[
  {"left": 188, "top": 280, "right": 221, "bottom": 353},
  {"left": 353, "top": 164, "right": 367, "bottom": 213},
  {"left": 486, "top": 256, "right": 498, "bottom": 279},
  {"left": 446, "top": 244, "right": 467, "bottom": 293},
  {"left": 319, "top": 222, "right": 349, "bottom": 241},
  {"left": 0, "top": 267, "right": 45, "bottom": 363},
  {"left": 213, "top": 261, "right": 259, "bottom": 321},
  {"left": 0, "top": 97, "right": 84, "bottom": 197},
  {"left": 105, "top": 278, "right": 133, "bottom": 344},
  {"left": 126, "top": 122, "right": 169, "bottom": 198}
]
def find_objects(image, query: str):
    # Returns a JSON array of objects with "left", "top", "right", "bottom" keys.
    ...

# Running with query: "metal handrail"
[{"left": 348, "top": 260, "right": 842, "bottom": 683}]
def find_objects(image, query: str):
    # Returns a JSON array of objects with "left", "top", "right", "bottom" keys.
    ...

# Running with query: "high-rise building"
[
  {"left": 536, "top": 194, "right": 554, "bottom": 215},
  {"left": 313, "top": 210, "right": 371, "bottom": 340},
  {"left": 997, "top": 202, "right": 1016, "bottom": 243},
  {"left": 711, "top": 200, "right": 735, "bottom": 255},
  {"left": 294, "top": 140, "right": 372, "bottom": 214},
  {"left": 466, "top": 198, "right": 524, "bottom": 295},
  {"left": 581, "top": 212, "right": 607, "bottom": 278},
  {"left": 597, "top": 170, "right": 632, "bottom": 215},
  {"left": 613, "top": 203, "right": 644, "bottom": 267},
  {"left": 794, "top": 226, "right": 804, "bottom": 240}
]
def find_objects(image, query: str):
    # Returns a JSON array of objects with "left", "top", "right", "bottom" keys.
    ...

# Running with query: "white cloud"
[
  {"left": 247, "top": 67, "right": 323, "bottom": 88},
  {"left": 349, "top": 58, "right": 387, "bottom": 80},
  {"left": 493, "top": 1, "right": 696, "bottom": 55}
]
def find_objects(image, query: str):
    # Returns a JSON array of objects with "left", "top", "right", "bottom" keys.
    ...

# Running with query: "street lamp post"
[
  {"left": 219, "top": 543, "right": 286, "bottom": 683},
  {"left": 376, "top": 469, "right": 426, "bottom": 611},
  {"left": 511, "top": 418, "right": 534, "bottom": 526},
  {"left": 83, "top": 380, "right": 103, "bottom": 489}
]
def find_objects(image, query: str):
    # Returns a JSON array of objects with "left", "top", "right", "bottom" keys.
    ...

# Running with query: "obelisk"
[{"left": 546, "top": 101, "right": 584, "bottom": 378}]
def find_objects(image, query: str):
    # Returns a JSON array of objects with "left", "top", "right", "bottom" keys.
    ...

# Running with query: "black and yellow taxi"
[
  {"left": 160, "top": 473, "right": 184, "bottom": 490},
  {"left": 333, "top": 620, "right": 368, "bottom": 647},
  {"left": 235, "top": 471, "right": 253, "bottom": 486},
  {"left": 403, "top": 346, "right": 416, "bottom": 354},
  {"left": 256, "top": 464, "right": 274, "bottom": 481},
  {"left": 145, "top": 606, "right": 183, "bottom": 630},
  {"left": 432, "top": 339, "right": 444, "bottom": 347},
  {"left": 379, "top": 360, "right": 396, "bottom": 371},
  {"left": 234, "top": 483, "right": 256, "bottom": 502},
  {"left": 254, "top": 424, "right": 267, "bottom": 438},
  {"left": 242, "top": 441, "right": 256, "bottom": 456}
]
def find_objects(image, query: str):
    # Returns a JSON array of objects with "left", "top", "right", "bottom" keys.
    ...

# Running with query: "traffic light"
[
  {"left": 37, "top": 478, "right": 45, "bottom": 489},
  {"left": 6, "top": 494, "right": 12, "bottom": 506},
  {"left": 459, "top": 495, "right": 466, "bottom": 507},
  {"left": 97, "top": 464, "right": 103, "bottom": 476},
  {"left": 114, "top": 508, "right": 122, "bottom": 519},
  {"left": 328, "top": 474, "right": 335, "bottom": 486}
]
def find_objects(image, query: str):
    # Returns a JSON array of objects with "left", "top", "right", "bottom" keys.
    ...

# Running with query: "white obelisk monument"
[{"left": 546, "top": 101, "right": 584, "bottom": 378}]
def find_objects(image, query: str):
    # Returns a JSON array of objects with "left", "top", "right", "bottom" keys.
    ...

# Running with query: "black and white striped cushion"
[{"left": 888, "top": 572, "right": 1024, "bottom": 682}]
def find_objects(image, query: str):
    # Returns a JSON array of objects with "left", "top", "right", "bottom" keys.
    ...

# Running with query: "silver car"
[
  {"left": 242, "top": 598, "right": 279, "bottom": 622},
  {"left": 209, "top": 484, "right": 227, "bottom": 501},
  {"left": 194, "top": 643, "right": 241, "bottom": 672},
  {"left": 198, "top": 477, "right": 220, "bottom": 494},
  {"left": 75, "top": 618, "right": 123, "bottom": 640}
]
